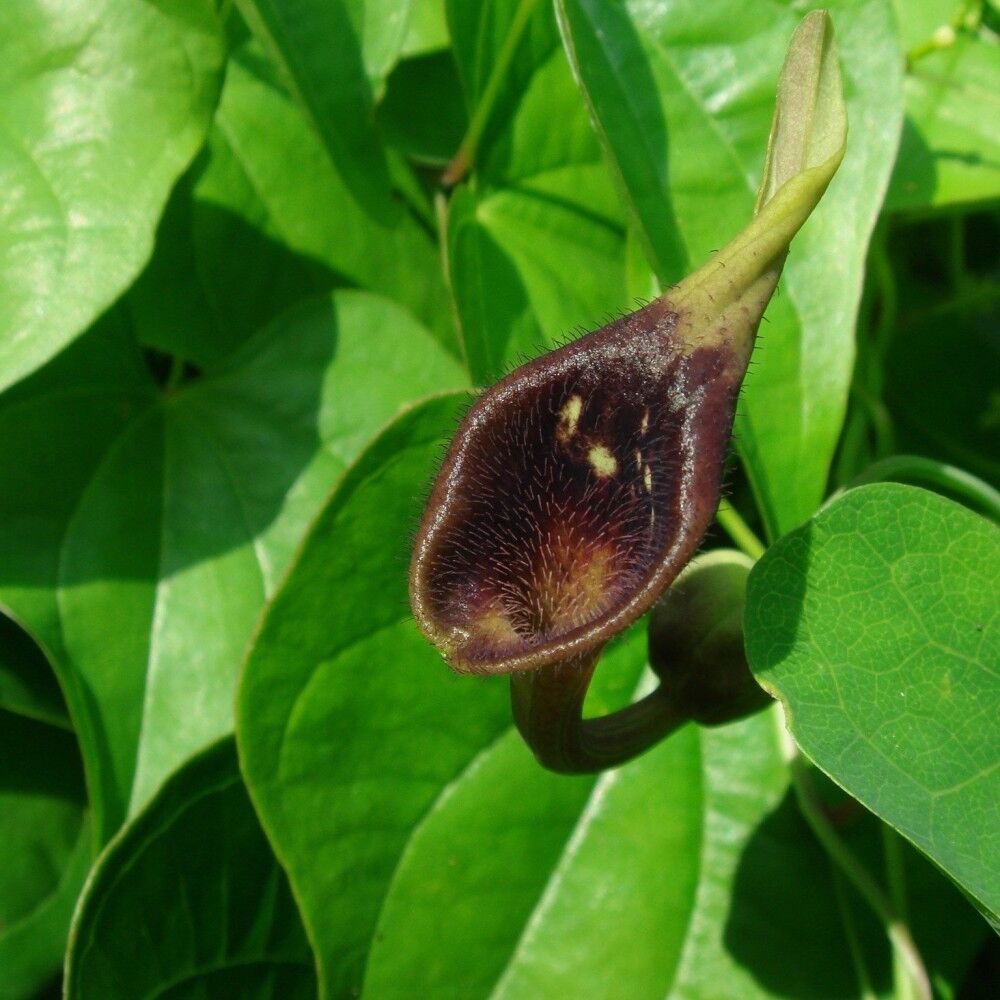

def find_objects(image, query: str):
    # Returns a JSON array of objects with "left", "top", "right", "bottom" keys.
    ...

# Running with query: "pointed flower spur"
[{"left": 411, "top": 12, "right": 848, "bottom": 772}]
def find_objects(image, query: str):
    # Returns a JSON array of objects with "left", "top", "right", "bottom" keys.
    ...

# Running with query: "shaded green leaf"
[
  {"left": 379, "top": 51, "right": 468, "bottom": 166},
  {"left": 0, "top": 0, "right": 224, "bottom": 393},
  {"left": 746, "top": 483, "right": 1000, "bottom": 922},
  {"left": 0, "top": 710, "right": 90, "bottom": 1000},
  {"left": 0, "top": 292, "right": 464, "bottom": 842},
  {"left": 0, "top": 612, "right": 68, "bottom": 729},
  {"left": 65, "top": 738, "right": 316, "bottom": 999},
  {"left": 188, "top": 50, "right": 457, "bottom": 358},
  {"left": 444, "top": 3, "right": 628, "bottom": 383},
  {"left": 883, "top": 215, "right": 1000, "bottom": 487},
  {"left": 555, "top": 0, "right": 903, "bottom": 537},
  {"left": 447, "top": 183, "right": 627, "bottom": 383}
]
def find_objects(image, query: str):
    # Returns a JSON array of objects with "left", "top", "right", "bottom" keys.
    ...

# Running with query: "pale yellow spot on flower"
[
  {"left": 556, "top": 395, "right": 583, "bottom": 442},
  {"left": 588, "top": 444, "right": 617, "bottom": 477},
  {"left": 472, "top": 600, "right": 519, "bottom": 645}
]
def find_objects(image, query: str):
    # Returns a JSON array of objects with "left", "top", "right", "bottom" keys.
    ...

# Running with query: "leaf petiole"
[
  {"left": 509, "top": 651, "right": 687, "bottom": 773},
  {"left": 715, "top": 499, "right": 766, "bottom": 560},
  {"left": 442, "top": 0, "right": 543, "bottom": 185}
]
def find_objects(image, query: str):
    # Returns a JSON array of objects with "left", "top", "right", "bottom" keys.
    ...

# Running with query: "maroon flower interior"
[{"left": 411, "top": 306, "right": 742, "bottom": 673}]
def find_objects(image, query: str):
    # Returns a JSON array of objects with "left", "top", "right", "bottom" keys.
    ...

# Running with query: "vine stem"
[
  {"left": 442, "top": 0, "right": 542, "bottom": 185},
  {"left": 883, "top": 823, "right": 919, "bottom": 1000},
  {"left": 774, "top": 714, "right": 932, "bottom": 1000},
  {"left": 715, "top": 499, "right": 766, "bottom": 560},
  {"left": 832, "top": 865, "right": 878, "bottom": 1000}
]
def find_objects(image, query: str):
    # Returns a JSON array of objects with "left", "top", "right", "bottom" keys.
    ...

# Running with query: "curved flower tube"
[{"left": 410, "top": 11, "right": 847, "bottom": 772}]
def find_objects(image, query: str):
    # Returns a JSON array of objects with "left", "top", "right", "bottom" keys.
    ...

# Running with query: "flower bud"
[{"left": 648, "top": 549, "right": 771, "bottom": 725}]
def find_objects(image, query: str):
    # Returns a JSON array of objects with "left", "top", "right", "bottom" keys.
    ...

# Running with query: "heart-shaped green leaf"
[
  {"left": 746, "top": 483, "right": 1000, "bottom": 924},
  {"left": 131, "top": 48, "right": 457, "bottom": 369},
  {"left": 238, "top": 398, "right": 983, "bottom": 997}
]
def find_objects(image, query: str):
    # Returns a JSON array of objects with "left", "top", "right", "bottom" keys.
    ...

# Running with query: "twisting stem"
[
  {"left": 510, "top": 650, "right": 686, "bottom": 773},
  {"left": 775, "top": 718, "right": 931, "bottom": 1000}
]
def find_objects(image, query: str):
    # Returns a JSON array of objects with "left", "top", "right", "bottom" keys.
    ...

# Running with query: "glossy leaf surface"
[
  {"left": 65, "top": 738, "right": 316, "bottom": 999},
  {"left": 555, "top": 0, "right": 902, "bottom": 537},
  {"left": 234, "top": 0, "right": 410, "bottom": 218},
  {"left": 133, "top": 48, "right": 457, "bottom": 369},
  {"left": 747, "top": 484, "right": 1000, "bottom": 922},
  {"left": 0, "top": 0, "right": 224, "bottom": 392},
  {"left": 238, "top": 394, "right": 514, "bottom": 996}
]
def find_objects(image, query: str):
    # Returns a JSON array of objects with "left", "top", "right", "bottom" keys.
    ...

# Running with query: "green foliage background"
[{"left": 0, "top": 0, "right": 997, "bottom": 997}]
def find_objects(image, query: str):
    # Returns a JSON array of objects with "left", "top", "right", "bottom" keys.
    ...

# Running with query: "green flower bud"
[{"left": 648, "top": 550, "right": 771, "bottom": 726}]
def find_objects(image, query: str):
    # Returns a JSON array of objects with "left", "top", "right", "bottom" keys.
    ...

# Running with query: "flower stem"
[
  {"left": 510, "top": 651, "right": 686, "bottom": 773},
  {"left": 442, "top": 0, "right": 542, "bottom": 186},
  {"left": 832, "top": 865, "right": 878, "bottom": 1000},
  {"left": 775, "top": 717, "right": 931, "bottom": 1000},
  {"left": 882, "top": 823, "right": 919, "bottom": 1000},
  {"left": 715, "top": 500, "right": 766, "bottom": 560}
]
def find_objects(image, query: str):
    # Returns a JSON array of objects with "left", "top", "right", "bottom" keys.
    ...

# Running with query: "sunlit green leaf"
[
  {"left": 237, "top": 396, "right": 982, "bottom": 997},
  {"left": 0, "top": 292, "right": 465, "bottom": 842},
  {"left": 234, "top": 0, "right": 412, "bottom": 218},
  {"left": 445, "top": 2, "right": 628, "bottom": 383},
  {"left": 238, "top": 394, "right": 516, "bottom": 996},
  {"left": 133, "top": 47, "right": 458, "bottom": 367},
  {"left": 888, "top": 31, "right": 1000, "bottom": 211},
  {"left": 0, "top": 0, "right": 224, "bottom": 393}
]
